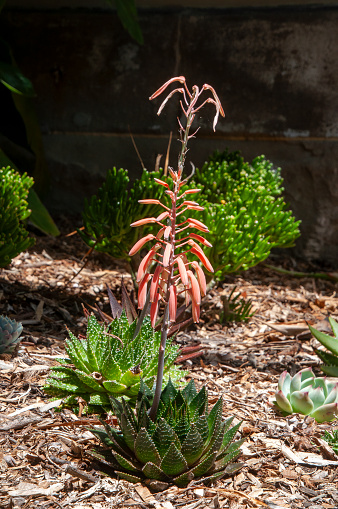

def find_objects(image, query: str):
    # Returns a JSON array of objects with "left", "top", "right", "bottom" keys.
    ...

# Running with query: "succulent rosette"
[
  {"left": 274, "top": 368, "right": 338, "bottom": 423},
  {"left": 0, "top": 315, "right": 23, "bottom": 354}
]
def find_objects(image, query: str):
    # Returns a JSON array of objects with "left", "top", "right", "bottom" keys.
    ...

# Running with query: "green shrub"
[
  {"left": 79, "top": 151, "right": 300, "bottom": 282},
  {"left": 0, "top": 166, "right": 35, "bottom": 267},
  {"left": 186, "top": 150, "right": 300, "bottom": 279}
]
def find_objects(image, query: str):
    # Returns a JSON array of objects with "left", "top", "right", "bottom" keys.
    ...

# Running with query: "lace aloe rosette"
[{"left": 129, "top": 77, "right": 224, "bottom": 419}]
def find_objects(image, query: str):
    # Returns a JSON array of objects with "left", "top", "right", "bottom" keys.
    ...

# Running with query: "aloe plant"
[
  {"left": 274, "top": 368, "right": 338, "bottom": 422},
  {"left": 44, "top": 312, "right": 185, "bottom": 414},
  {"left": 0, "top": 166, "right": 35, "bottom": 267},
  {"left": 221, "top": 287, "right": 254, "bottom": 323},
  {"left": 309, "top": 317, "right": 338, "bottom": 377},
  {"left": 89, "top": 379, "right": 243, "bottom": 488},
  {"left": 0, "top": 315, "right": 23, "bottom": 354}
]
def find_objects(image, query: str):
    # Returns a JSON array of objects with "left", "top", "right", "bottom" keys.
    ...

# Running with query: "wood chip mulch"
[{"left": 1, "top": 220, "right": 338, "bottom": 509}]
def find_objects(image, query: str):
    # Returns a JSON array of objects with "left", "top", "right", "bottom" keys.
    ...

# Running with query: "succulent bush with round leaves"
[
  {"left": 79, "top": 151, "right": 300, "bottom": 283},
  {"left": 88, "top": 379, "right": 244, "bottom": 489},
  {"left": 185, "top": 150, "right": 301, "bottom": 279},
  {"left": 0, "top": 166, "right": 35, "bottom": 267},
  {"left": 44, "top": 313, "right": 185, "bottom": 414},
  {"left": 0, "top": 315, "right": 23, "bottom": 354},
  {"left": 274, "top": 368, "right": 338, "bottom": 423}
]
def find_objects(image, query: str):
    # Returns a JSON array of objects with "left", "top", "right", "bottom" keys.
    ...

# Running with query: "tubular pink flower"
[
  {"left": 191, "top": 299, "right": 200, "bottom": 323},
  {"left": 188, "top": 217, "right": 209, "bottom": 232},
  {"left": 138, "top": 273, "right": 152, "bottom": 309},
  {"left": 189, "top": 232, "right": 212, "bottom": 247},
  {"left": 191, "top": 261, "right": 207, "bottom": 297},
  {"left": 187, "top": 270, "right": 201, "bottom": 306},
  {"left": 156, "top": 211, "right": 170, "bottom": 222},
  {"left": 163, "top": 243, "right": 172, "bottom": 267},
  {"left": 131, "top": 217, "right": 157, "bottom": 227},
  {"left": 136, "top": 245, "right": 160, "bottom": 282},
  {"left": 129, "top": 234, "right": 155, "bottom": 256},
  {"left": 153, "top": 178, "right": 169, "bottom": 188},
  {"left": 150, "top": 293, "right": 160, "bottom": 328},
  {"left": 169, "top": 285, "right": 177, "bottom": 323},
  {"left": 150, "top": 265, "right": 162, "bottom": 302},
  {"left": 190, "top": 246, "right": 214, "bottom": 273},
  {"left": 164, "top": 226, "right": 171, "bottom": 240},
  {"left": 176, "top": 256, "right": 188, "bottom": 286}
]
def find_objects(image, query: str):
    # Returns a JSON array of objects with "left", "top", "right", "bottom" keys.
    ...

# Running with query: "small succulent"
[
  {"left": 221, "top": 287, "right": 254, "bottom": 323},
  {"left": 44, "top": 313, "right": 185, "bottom": 414},
  {"left": 322, "top": 429, "right": 338, "bottom": 454},
  {"left": 309, "top": 317, "right": 338, "bottom": 377},
  {"left": 88, "top": 379, "right": 243, "bottom": 488},
  {"left": 274, "top": 368, "right": 338, "bottom": 423},
  {"left": 0, "top": 166, "right": 35, "bottom": 267},
  {"left": 0, "top": 315, "right": 23, "bottom": 354}
]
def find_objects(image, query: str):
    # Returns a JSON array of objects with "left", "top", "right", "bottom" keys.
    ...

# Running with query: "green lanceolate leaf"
[
  {"left": 0, "top": 61, "right": 35, "bottom": 96},
  {"left": 134, "top": 428, "right": 161, "bottom": 466},
  {"left": 152, "top": 418, "right": 181, "bottom": 458},
  {"left": 102, "top": 380, "right": 127, "bottom": 394},
  {"left": 309, "top": 324, "right": 338, "bottom": 356},
  {"left": 142, "top": 462, "right": 168, "bottom": 481},
  {"left": 181, "top": 424, "right": 204, "bottom": 465},
  {"left": 75, "top": 370, "right": 106, "bottom": 393},
  {"left": 113, "top": 452, "right": 139, "bottom": 472},
  {"left": 27, "top": 188, "right": 60, "bottom": 236},
  {"left": 115, "top": 471, "right": 142, "bottom": 483},
  {"left": 160, "top": 442, "right": 188, "bottom": 477},
  {"left": 314, "top": 349, "right": 338, "bottom": 368}
]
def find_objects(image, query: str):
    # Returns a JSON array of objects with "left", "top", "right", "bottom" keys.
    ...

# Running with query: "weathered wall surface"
[{"left": 1, "top": 6, "right": 338, "bottom": 263}]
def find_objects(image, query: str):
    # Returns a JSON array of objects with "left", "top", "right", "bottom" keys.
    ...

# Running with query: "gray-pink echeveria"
[{"left": 274, "top": 368, "right": 338, "bottom": 423}]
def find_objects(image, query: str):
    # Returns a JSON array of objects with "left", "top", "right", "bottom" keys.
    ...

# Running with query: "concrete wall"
[{"left": 1, "top": 5, "right": 338, "bottom": 264}]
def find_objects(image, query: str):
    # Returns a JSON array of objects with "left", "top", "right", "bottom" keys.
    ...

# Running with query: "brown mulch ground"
[{"left": 1, "top": 218, "right": 338, "bottom": 509}]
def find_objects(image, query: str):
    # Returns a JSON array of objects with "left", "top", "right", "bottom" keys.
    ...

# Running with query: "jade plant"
[
  {"left": 309, "top": 317, "right": 338, "bottom": 377},
  {"left": 88, "top": 77, "right": 244, "bottom": 488},
  {"left": 44, "top": 312, "right": 184, "bottom": 414},
  {"left": 0, "top": 166, "right": 35, "bottom": 267},
  {"left": 186, "top": 150, "right": 301, "bottom": 279},
  {"left": 274, "top": 368, "right": 338, "bottom": 423},
  {"left": 79, "top": 151, "right": 300, "bottom": 283},
  {"left": 89, "top": 379, "right": 243, "bottom": 488},
  {"left": 0, "top": 315, "right": 23, "bottom": 354}
]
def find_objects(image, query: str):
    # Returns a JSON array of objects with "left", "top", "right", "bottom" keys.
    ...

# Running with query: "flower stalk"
[{"left": 129, "top": 77, "right": 224, "bottom": 420}]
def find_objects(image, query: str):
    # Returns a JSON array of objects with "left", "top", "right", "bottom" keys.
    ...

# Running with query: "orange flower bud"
[
  {"left": 150, "top": 292, "right": 160, "bottom": 328},
  {"left": 138, "top": 199, "right": 161, "bottom": 205},
  {"left": 136, "top": 244, "right": 161, "bottom": 282},
  {"left": 191, "top": 299, "right": 200, "bottom": 323},
  {"left": 191, "top": 261, "right": 207, "bottom": 297},
  {"left": 157, "top": 211, "right": 170, "bottom": 222},
  {"left": 190, "top": 246, "right": 214, "bottom": 273},
  {"left": 138, "top": 273, "right": 152, "bottom": 309},
  {"left": 131, "top": 217, "right": 157, "bottom": 227},
  {"left": 150, "top": 265, "right": 162, "bottom": 302},
  {"left": 189, "top": 232, "right": 212, "bottom": 247},
  {"left": 164, "top": 225, "right": 171, "bottom": 240},
  {"left": 187, "top": 270, "right": 201, "bottom": 305},
  {"left": 176, "top": 256, "right": 188, "bottom": 286},
  {"left": 154, "top": 178, "right": 169, "bottom": 188},
  {"left": 188, "top": 217, "right": 209, "bottom": 232},
  {"left": 169, "top": 285, "right": 177, "bottom": 323},
  {"left": 184, "top": 189, "right": 201, "bottom": 195},
  {"left": 163, "top": 242, "right": 172, "bottom": 267},
  {"left": 129, "top": 234, "right": 155, "bottom": 256}
]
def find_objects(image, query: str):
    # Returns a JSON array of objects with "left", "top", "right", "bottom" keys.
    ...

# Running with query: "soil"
[{"left": 1, "top": 217, "right": 338, "bottom": 509}]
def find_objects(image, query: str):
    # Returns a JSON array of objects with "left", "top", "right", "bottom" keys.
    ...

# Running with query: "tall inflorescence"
[{"left": 129, "top": 76, "right": 224, "bottom": 419}]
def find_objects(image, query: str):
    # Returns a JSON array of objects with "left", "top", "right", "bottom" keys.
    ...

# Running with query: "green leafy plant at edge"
[{"left": 309, "top": 316, "right": 338, "bottom": 377}]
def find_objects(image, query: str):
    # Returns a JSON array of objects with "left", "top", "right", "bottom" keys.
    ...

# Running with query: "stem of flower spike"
[{"left": 149, "top": 114, "right": 192, "bottom": 421}]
